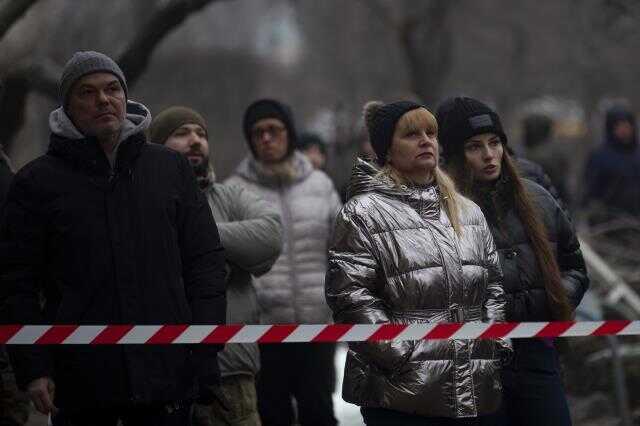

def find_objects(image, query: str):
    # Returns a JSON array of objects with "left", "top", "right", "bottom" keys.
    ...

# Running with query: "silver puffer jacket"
[{"left": 326, "top": 159, "right": 510, "bottom": 418}]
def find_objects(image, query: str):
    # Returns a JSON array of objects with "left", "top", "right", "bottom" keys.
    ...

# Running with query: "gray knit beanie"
[{"left": 59, "top": 51, "right": 128, "bottom": 109}]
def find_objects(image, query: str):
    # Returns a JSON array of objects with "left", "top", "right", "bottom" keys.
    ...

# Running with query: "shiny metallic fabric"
[{"left": 326, "top": 158, "right": 511, "bottom": 418}]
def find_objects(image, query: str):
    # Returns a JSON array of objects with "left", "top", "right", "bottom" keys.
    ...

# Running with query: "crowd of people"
[{"left": 0, "top": 49, "right": 638, "bottom": 425}]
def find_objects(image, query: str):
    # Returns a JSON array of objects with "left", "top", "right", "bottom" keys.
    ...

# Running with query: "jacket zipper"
[{"left": 278, "top": 183, "right": 298, "bottom": 322}]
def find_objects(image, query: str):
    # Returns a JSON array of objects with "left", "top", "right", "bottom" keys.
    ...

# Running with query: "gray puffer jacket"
[
  {"left": 226, "top": 151, "right": 342, "bottom": 324},
  {"left": 203, "top": 177, "right": 283, "bottom": 377},
  {"left": 326, "top": 159, "right": 510, "bottom": 418}
]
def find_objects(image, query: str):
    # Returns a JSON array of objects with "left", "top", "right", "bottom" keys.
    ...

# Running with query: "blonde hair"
[
  {"left": 378, "top": 165, "right": 463, "bottom": 235},
  {"left": 394, "top": 107, "right": 438, "bottom": 138},
  {"left": 376, "top": 107, "right": 463, "bottom": 234}
]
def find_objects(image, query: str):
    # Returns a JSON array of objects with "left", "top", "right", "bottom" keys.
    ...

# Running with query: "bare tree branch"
[
  {"left": 357, "top": 0, "right": 397, "bottom": 29},
  {"left": 0, "top": 0, "right": 232, "bottom": 151},
  {"left": 0, "top": 0, "right": 39, "bottom": 40},
  {"left": 398, "top": 0, "right": 457, "bottom": 106},
  {"left": 358, "top": 0, "right": 457, "bottom": 105},
  {"left": 119, "top": 0, "right": 229, "bottom": 87},
  {"left": 0, "top": 59, "right": 60, "bottom": 151}
]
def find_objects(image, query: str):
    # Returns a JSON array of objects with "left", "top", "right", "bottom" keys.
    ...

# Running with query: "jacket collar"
[
  {"left": 233, "top": 151, "right": 313, "bottom": 187},
  {"left": 46, "top": 100, "right": 151, "bottom": 177},
  {"left": 348, "top": 157, "right": 441, "bottom": 220},
  {"left": 472, "top": 172, "right": 514, "bottom": 225},
  {"left": 47, "top": 132, "right": 146, "bottom": 178},
  {"left": 49, "top": 100, "right": 151, "bottom": 143}
]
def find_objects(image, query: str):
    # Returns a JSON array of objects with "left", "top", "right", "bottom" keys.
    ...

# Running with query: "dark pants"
[
  {"left": 361, "top": 407, "right": 502, "bottom": 426},
  {"left": 257, "top": 343, "right": 336, "bottom": 426},
  {"left": 499, "top": 339, "right": 571, "bottom": 426},
  {"left": 51, "top": 401, "right": 192, "bottom": 426}
]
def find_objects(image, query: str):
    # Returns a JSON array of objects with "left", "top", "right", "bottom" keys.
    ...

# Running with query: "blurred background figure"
[
  {"left": 583, "top": 105, "right": 640, "bottom": 221},
  {"left": 298, "top": 132, "right": 328, "bottom": 170},
  {"left": 227, "top": 99, "right": 341, "bottom": 426},
  {"left": 522, "top": 113, "right": 570, "bottom": 204}
]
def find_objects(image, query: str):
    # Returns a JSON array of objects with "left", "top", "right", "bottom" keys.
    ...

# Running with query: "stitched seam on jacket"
[{"left": 369, "top": 223, "right": 485, "bottom": 236}]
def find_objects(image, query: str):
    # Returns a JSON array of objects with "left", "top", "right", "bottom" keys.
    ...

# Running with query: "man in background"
[{"left": 151, "top": 106, "right": 283, "bottom": 425}]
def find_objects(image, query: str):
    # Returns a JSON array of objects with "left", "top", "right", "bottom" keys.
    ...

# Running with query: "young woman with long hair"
[
  {"left": 326, "top": 100, "right": 511, "bottom": 426},
  {"left": 436, "top": 97, "right": 589, "bottom": 426}
]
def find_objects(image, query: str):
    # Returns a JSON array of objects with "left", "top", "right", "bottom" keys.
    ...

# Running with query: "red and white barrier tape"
[{"left": 0, "top": 321, "right": 638, "bottom": 345}]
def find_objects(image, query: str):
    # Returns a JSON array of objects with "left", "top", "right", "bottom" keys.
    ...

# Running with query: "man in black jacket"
[
  {"left": 0, "top": 77, "right": 12, "bottom": 209},
  {"left": 0, "top": 51, "right": 226, "bottom": 425},
  {"left": 0, "top": 146, "right": 11, "bottom": 207}
]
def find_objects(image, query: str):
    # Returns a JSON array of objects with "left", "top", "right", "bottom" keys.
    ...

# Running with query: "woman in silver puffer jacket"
[{"left": 326, "top": 101, "right": 511, "bottom": 425}]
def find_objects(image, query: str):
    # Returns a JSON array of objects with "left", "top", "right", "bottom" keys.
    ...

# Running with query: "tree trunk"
[
  {"left": 0, "top": 0, "right": 39, "bottom": 40},
  {"left": 0, "top": 0, "right": 231, "bottom": 151}
]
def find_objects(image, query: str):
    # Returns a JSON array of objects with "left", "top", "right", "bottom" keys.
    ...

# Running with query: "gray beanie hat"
[{"left": 59, "top": 51, "right": 128, "bottom": 109}]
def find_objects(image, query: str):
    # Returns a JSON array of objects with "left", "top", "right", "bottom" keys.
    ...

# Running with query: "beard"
[
  {"left": 189, "top": 154, "right": 215, "bottom": 189},
  {"left": 191, "top": 154, "right": 210, "bottom": 178}
]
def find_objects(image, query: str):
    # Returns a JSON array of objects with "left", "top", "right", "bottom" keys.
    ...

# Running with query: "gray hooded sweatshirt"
[{"left": 49, "top": 99, "right": 151, "bottom": 165}]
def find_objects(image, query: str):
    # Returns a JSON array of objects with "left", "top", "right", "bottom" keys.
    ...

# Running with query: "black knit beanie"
[
  {"left": 298, "top": 132, "right": 327, "bottom": 155},
  {"left": 436, "top": 97, "right": 507, "bottom": 161},
  {"left": 243, "top": 99, "right": 297, "bottom": 157},
  {"left": 363, "top": 100, "right": 423, "bottom": 166}
]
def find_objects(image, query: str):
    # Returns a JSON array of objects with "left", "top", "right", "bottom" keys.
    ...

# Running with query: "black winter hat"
[
  {"left": 605, "top": 105, "right": 637, "bottom": 148},
  {"left": 243, "top": 99, "right": 297, "bottom": 157},
  {"left": 298, "top": 132, "right": 327, "bottom": 155},
  {"left": 436, "top": 97, "right": 507, "bottom": 161},
  {"left": 363, "top": 100, "right": 423, "bottom": 166}
]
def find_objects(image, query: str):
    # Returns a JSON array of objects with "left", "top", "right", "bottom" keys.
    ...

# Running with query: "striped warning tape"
[{"left": 0, "top": 321, "right": 638, "bottom": 345}]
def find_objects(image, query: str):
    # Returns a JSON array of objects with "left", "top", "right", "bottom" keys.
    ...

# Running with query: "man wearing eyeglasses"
[{"left": 226, "top": 99, "right": 341, "bottom": 426}]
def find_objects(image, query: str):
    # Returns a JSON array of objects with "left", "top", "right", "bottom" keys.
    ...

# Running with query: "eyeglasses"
[{"left": 251, "top": 125, "right": 286, "bottom": 140}]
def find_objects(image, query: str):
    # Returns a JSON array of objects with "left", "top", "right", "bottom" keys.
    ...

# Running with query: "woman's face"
[
  {"left": 388, "top": 114, "right": 438, "bottom": 182},
  {"left": 463, "top": 133, "right": 503, "bottom": 182}
]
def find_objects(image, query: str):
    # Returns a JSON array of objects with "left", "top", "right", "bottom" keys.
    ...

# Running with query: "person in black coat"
[
  {"left": 437, "top": 97, "right": 589, "bottom": 426},
  {"left": 0, "top": 76, "right": 13, "bottom": 210},
  {"left": 0, "top": 146, "right": 14, "bottom": 392},
  {"left": 583, "top": 105, "right": 640, "bottom": 219},
  {"left": 0, "top": 148, "right": 11, "bottom": 208},
  {"left": 0, "top": 78, "right": 18, "bottom": 409},
  {"left": 0, "top": 51, "right": 227, "bottom": 425}
]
